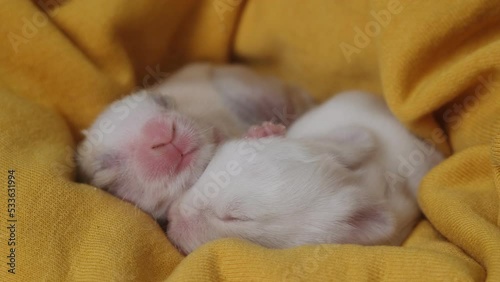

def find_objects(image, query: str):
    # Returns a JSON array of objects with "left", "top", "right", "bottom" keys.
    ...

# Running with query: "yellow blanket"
[{"left": 1, "top": 0, "right": 499, "bottom": 280}]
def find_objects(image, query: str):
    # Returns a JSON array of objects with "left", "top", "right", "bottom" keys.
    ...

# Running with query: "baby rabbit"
[
  {"left": 76, "top": 63, "right": 312, "bottom": 221},
  {"left": 166, "top": 91, "right": 443, "bottom": 254}
]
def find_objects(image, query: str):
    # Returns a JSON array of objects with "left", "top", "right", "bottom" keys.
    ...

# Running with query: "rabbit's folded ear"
[
  {"left": 328, "top": 126, "right": 378, "bottom": 169},
  {"left": 212, "top": 65, "right": 306, "bottom": 126},
  {"left": 308, "top": 126, "right": 378, "bottom": 169}
]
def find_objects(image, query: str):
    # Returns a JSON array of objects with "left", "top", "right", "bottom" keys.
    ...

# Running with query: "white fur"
[
  {"left": 76, "top": 63, "right": 312, "bottom": 220},
  {"left": 167, "top": 91, "right": 444, "bottom": 254}
]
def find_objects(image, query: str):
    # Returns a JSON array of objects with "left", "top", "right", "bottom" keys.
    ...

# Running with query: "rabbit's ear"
[
  {"left": 309, "top": 126, "right": 378, "bottom": 170},
  {"left": 212, "top": 65, "right": 306, "bottom": 126}
]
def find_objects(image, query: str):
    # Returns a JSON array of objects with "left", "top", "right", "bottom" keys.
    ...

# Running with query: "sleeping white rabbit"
[{"left": 166, "top": 91, "right": 443, "bottom": 254}]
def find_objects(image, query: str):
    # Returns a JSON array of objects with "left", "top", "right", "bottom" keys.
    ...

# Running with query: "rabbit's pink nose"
[
  {"left": 143, "top": 118, "right": 175, "bottom": 148},
  {"left": 136, "top": 117, "right": 198, "bottom": 178}
]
